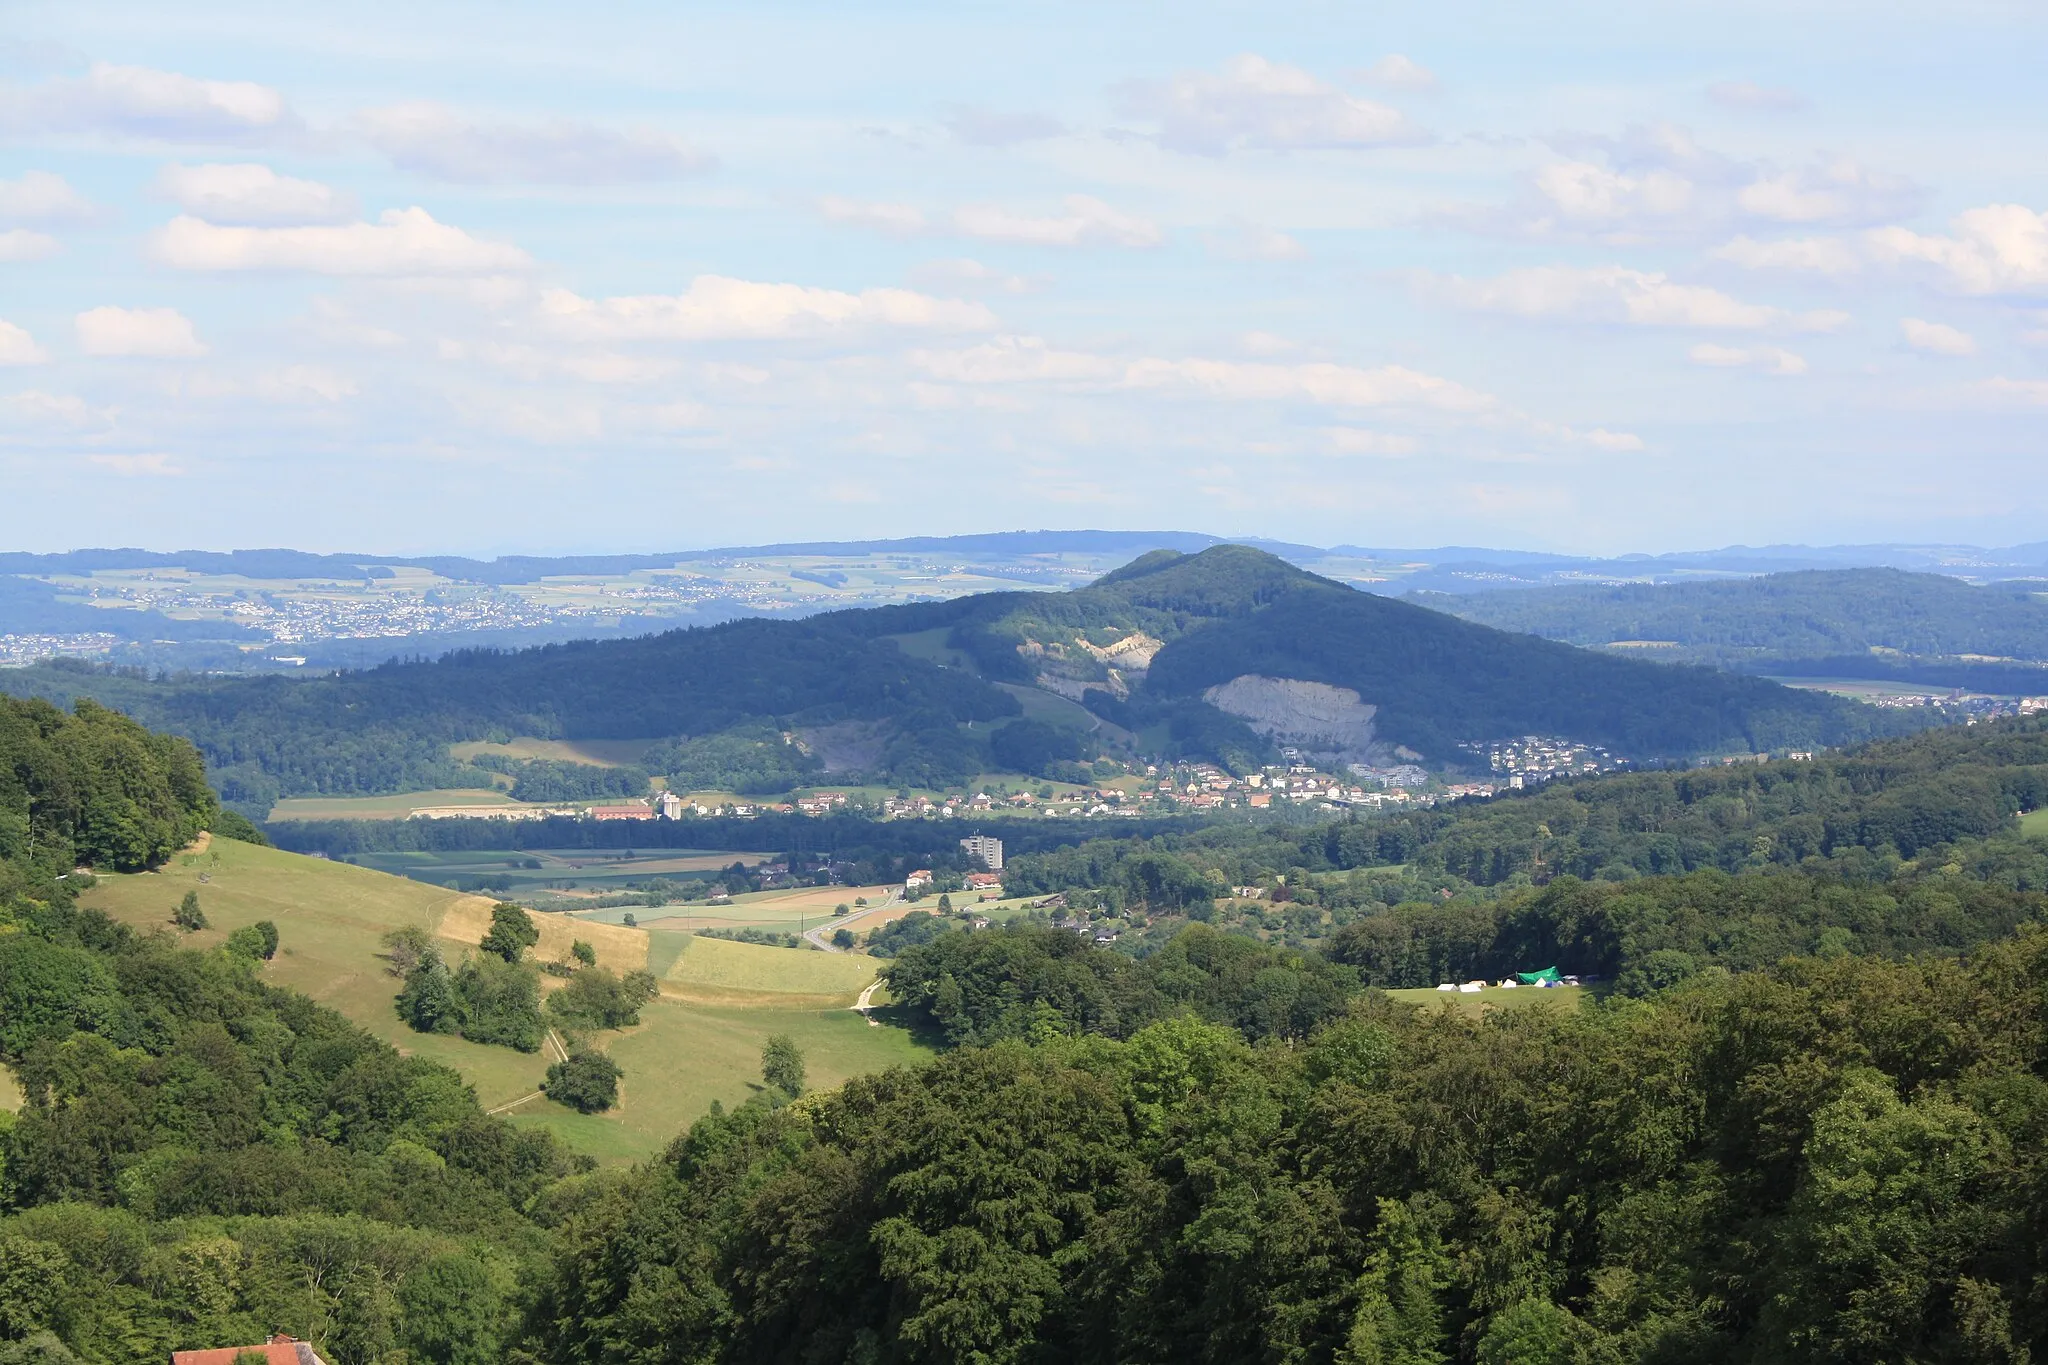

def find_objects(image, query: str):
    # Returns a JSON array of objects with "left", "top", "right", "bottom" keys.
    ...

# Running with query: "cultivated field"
[{"left": 80, "top": 838, "right": 930, "bottom": 1160}]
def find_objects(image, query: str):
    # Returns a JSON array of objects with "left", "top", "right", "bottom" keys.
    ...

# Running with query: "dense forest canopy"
[{"left": 8, "top": 699, "right": 2048, "bottom": 1359}]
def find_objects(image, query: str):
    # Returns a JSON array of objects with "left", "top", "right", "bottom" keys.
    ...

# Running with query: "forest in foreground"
[{"left": 5, "top": 697, "right": 2048, "bottom": 1361}]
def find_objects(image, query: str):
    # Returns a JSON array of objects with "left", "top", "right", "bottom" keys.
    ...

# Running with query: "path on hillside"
[
  {"left": 802, "top": 890, "right": 903, "bottom": 953},
  {"left": 853, "top": 980, "right": 881, "bottom": 1026}
]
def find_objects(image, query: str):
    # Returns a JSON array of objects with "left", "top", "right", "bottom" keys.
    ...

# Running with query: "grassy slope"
[
  {"left": 0, "top": 1064, "right": 20, "bottom": 1112},
  {"left": 80, "top": 840, "right": 932, "bottom": 1160},
  {"left": 450, "top": 736, "right": 659, "bottom": 767},
  {"left": 2023, "top": 808, "right": 2048, "bottom": 838},
  {"left": 269, "top": 788, "right": 531, "bottom": 820}
]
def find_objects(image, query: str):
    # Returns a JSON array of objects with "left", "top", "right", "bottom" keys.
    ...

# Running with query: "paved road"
[{"left": 802, "top": 891, "right": 903, "bottom": 953}]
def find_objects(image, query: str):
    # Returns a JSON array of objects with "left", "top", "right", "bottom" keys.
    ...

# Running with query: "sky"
[{"left": 2, "top": 0, "right": 2046, "bottom": 557}]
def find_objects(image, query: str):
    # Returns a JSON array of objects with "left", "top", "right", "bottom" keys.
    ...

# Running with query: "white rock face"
[{"left": 1201, "top": 675, "right": 1384, "bottom": 764}]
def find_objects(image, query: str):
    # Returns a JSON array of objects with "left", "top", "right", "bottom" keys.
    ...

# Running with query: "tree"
[
  {"left": 762, "top": 1034, "right": 806, "bottom": 1097},
  {"left": 938, "top": 893, "right": 953, "bottom": 913},
  {"left": 398, "top": 1253, "right": 506, "bottom": 1365},
  {"left": 543, "top": 1051, "right": 623, "bottom": 1113},
  {"left": 224, "top": 921, "right": 278, "bottom": 960},
  {"left": 479, "top": 902, "right": 538, "bottom": 963},
  {"left": 397, "top": 951, "right": 459, "bottom": 1034},
  {"left": 570, "top": 939, "right": 596, "bottom": 966},
  {"left": 380, "top": 924, "right": 435, "bottom": 976},
  {"left": 833, "top": 928, "right": 855, "bottom": 949},
  {"left": 173, "top": 889, "right": 207, "bottom": 930}
]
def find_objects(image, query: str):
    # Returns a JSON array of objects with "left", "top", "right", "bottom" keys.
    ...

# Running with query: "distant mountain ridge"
[
  {"left": 0, "top": 547, "right": 1913, "bottom": 813},
  {"left": 5, "top": 531, "right": 2048, "bottom": 589},
  {"left": 1424, "top": 568, "right": 2048, "bottom": 675}
]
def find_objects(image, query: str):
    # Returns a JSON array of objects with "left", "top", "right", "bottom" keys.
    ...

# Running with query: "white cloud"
[
  {"left": 1323, "top": 427, "right": 1421, "bottom": 456},
  {"left": 4, "top": 61, "right": 293, "bottom": 141},
  {"left": 818, "top": 196, "right": 928, "bottom": 236},
  {"left": 0, "top": 230, "right": 59, "bottom": 261},
  {"left": 1866, "top": 205, "right": 2048, "bottom": 295},
  {"left": 1582, "top": 428, "right": 1648, "bottom": 451},
  {"left": 1713, "top": 234, "right": 1864, "bottom": 275},
  {"left": 88, "top": 453, "right": 182, "bottom": 476},
  {"left": 76, "top": 306, "right": 207, "bottom": 357},
  {"left": 913, "top": 336, "right": 1494, "bottom": 412},
  {"left": 1352, "top": 55, "right": 1438, "bottom": 92},
  {"left": 354, "top": 102, "right": 710, "bottom": 183},
  {"left": 1458, "top": 125, "right": 1919, "bottom": 243},
  {"left": 943, "top": 106, "right": 1065, "bottom": 146},
  {"left": 1706, "top": 80, "right": 1808, "bottom": 112},
  {"left": 539, "top": 276, "right": 998, "bottom": 342},
  {"left": 953, "top": 195, "right": 1161, "bottom": 248},
  {"left": 0, "top": 320, "right": 48, "bottom": 365},
  {"left": 0, "top": 170, "right": 93, "bottom": 224},
  {"left": 1718, "top": 204, "right": 2048, "bottom": 296},
  {"left": 1975, "top": 377, "right": 2048, "bottom": 406},
  {"left": 1899, "top": 317, "right": 1977, "bottom": 356},
  {"left": 1210, "top": 222, "right": 1307, "bottom": 260},
  {"left": 148, "top": 208, "right": 532, "bottom": 275},
  {"left": 1688, "top": 342, "right": 1808, "bottom": 375},
  {"left": 0, "top": 390, "right": 106, "bottom": 428},
  {"left": 1736, "top": 158, "right": 1919, "bottom": 225},
  {"left": 1433, "top": 265, "right": 1844, "bottom": 331},
  {"left": 155, "top": 163, "right": 355, "bottom": 225},
  {"left": 907, "top": 258, "right": 1046, "bottom": 295},
  {"left": 1117, "top": 54, "right": 1427, "bottom": 155}
]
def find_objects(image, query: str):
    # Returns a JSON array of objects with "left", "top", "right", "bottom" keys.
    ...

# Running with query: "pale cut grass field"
[
  {"left": 1384, "top": 984, "right": 1589, "bottom": 1019},
  {"left": 449, "top": 736, "right": 661, "bottom": 767},
  {"left": 80, "top": 838, "right": 926, "bottom": 1160},
  {"left": 268, "top": 788, "right": 533, "bottom": 821},
  {"left": 0, "top": 1065, "right": 21, "bottom": 1112}
]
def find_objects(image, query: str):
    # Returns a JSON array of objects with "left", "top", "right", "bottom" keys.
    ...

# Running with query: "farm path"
[{"left": 803, "top": 891, "right": 903, "bottom": 953}]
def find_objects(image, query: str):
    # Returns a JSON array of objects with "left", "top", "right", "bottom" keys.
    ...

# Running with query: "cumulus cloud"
[
  {"left": 0, "top": 390, "right": 108, "bottom": 428},
  {"left": 1900, "top": 318, "right": 1977, "bottom": 356},
  {"left": 1452, "top": 124, "right": 1920, "bottom": 243},
  {"left": 1688, "top": 342, "right": 1808, "bottom": 375},
  {"left": 1973, "top": 377, "right": 2048, "bottom": 406},
  {"left": 1323, "top": 427, "right": 1422, "bottom": 456},
  {"left": 89, "top": 453, "right": 182, "bottom": 476},
  {"left": 818, "top": 196, "right": 929, "bottom": 236},
  {"left": 0, "top": 230, "right": 59, "bottom": 261},
  {"left": 538, "top": 275, "right": 998, "bottom": 342},
  {"left": 3, "top": 61, "right": 293, "bottom": 141},
  {"left": 1209, "top": 221, "right": 1307, "bottom": 260},
  {"left": 1352, "top": 55, "right": 1438, "bottom": 92},
  {"left": 1706, "top": 80, "right": 1808, "bottom": 112},
  {"left": 1718, "top": 204, "right": 2048, "bottom": 296},
  {"left": 0, "top": 320, "right": 48, "bottom": 365},
  {"left": 1432, "top": 265, "right": 1845, "bottom": 331},
  {"left": 148, "top": 208, "right": 533, "bottom": 275},
  {"left": 907, "top": 258, "right": 1046, "bottom": 295},
  {"left": 353, "top": 102, "right": 711, "bottom": 183},
  {"left": 1116, "top": 54, "right": 1427, "bottom": 155},
  {"left": 155, "top": 163, "right": 355, "bottom": 225},
  {"left": 0, "top": 170, "right": 93, "bottom": 224},
  {"left": 953, "top": 195, "right": 1161, "bottom": 248},
  {"left": 942, "top": 106, "right": 1066, "bottom": 146},
  {"left": 75, "top": 306, "right": 207, "bottom": 358}
]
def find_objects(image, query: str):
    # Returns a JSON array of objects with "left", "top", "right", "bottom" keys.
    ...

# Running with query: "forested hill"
[
  {"left": 1420, "top": 566, "right": 2048, "bottom": 669},
  {"left": 1, "top": 546, "right": 1912, "bottom": 808}
]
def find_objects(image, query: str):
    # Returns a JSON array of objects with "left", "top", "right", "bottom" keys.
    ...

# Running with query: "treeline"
[
  {"left": 538, "top": 937, "right": 2048, "bottom": 1362},
  {"left": 0, "top": 695, "right": 217, "bottom": 874},
  {"left": 883, "top": 921, "right": 1359, "bottom": 1045},
  {"left": 0, "top": 610, "right": 1021, "bottom": 804},
  {"left": 468, "top": 753, "right": 651, "bottom": 802}
]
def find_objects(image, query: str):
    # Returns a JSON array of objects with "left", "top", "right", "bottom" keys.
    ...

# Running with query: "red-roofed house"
[{"left": 172, "top": 1334, "right": 328, "bottom": 1364}]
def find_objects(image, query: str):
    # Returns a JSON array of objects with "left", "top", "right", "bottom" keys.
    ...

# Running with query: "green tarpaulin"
[{"left": 1516, "top": 967, "right": 1563, "bottom": 984}]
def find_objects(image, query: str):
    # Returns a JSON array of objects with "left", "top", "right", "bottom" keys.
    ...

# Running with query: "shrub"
[{"left": 543, "top": 1051, "right": 622, "bottom": 1113}]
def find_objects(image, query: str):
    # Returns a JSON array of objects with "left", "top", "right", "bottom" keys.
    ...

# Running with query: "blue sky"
[{"left": 2, "top": 0, "right": 2045, "bottom": 555}]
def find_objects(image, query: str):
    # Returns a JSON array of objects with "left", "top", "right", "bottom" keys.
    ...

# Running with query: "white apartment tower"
[{"left": 959, "top": 833, "right": 1003, "bottom": 871}]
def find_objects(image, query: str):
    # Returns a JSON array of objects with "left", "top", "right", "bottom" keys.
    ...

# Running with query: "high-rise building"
[{"left": 959, "top": 833, "right": 1003, "bottom": 871}]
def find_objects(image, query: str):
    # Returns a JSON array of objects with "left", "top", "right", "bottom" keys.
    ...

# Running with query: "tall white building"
[{"left": 959, "top": 833, "right": 1003, "bottom": 871}]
